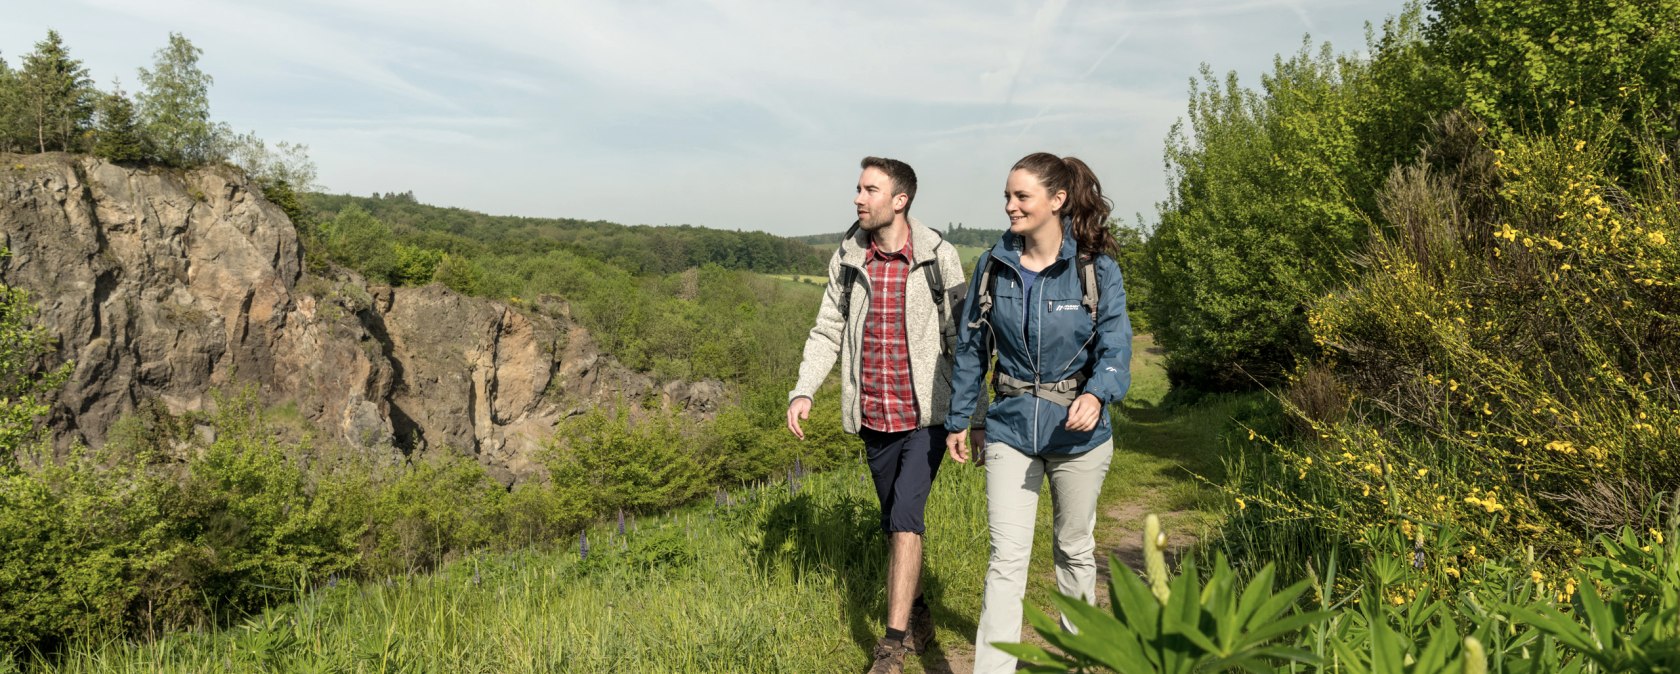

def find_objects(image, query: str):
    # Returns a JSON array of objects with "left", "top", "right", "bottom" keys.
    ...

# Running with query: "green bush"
[
  {"left": 1229, "top": 123, "right": 1680, "bottom": 575},
  {"left": 1142, "top": 37, "right": 1381, "bottom": 389}
]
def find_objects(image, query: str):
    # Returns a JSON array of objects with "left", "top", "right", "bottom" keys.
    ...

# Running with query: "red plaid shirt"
[{"left": 859, "top": 236, "right": 919, "bottom": 432}]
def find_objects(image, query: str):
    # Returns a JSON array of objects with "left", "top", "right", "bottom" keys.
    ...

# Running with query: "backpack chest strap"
[{"left": 993, "top": 371, "right": 1088, "bottom": 407}]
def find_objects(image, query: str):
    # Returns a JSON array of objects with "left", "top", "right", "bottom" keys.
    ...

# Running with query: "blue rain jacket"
[{"left": 943, "top": 230, "right": 1133, "bottom": 455}]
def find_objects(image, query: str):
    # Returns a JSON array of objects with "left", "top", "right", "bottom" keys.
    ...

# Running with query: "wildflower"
[
  {"left": 1248, "top": 428, "right": 1256, "bottom": 441},
  {"left": 1416, "top": 468, "right": 1428, "bottom": 478},
  {"left": 1444, "top": 567, "right": 1460, "bottom": 579},
  {"left": 1651, "top": 231, "right": 1669, "bottom": 246},
  {"left": 1449, "top": 379, "right": 1460, "bottom": 392},
  {"left": 1652, "top": 528, "right": 1665, "bottom": 544},
  {"left": 1574, "top": 139, "right": 1586, "bottom": 152},
  {"left": 580, "top": 531, "right": 590, "bottom": 560},
  {"left": 1531, "top": 569, "right": 1543, "bottom": 585},
  {"left": 1235, "top": 498, "right": 1246, "bottom": 511}
]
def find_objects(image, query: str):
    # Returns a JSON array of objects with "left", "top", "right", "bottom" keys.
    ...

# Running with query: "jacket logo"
[{"left": 1051, "top": 302, "right": 1080, "bottom": 312}]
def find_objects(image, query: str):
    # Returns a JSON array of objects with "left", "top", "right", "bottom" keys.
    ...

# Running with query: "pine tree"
[
  {"left": 136, "top": 32, "right": 216, "bottom": 166},
  {"left": 18, "top": 30, "right": 95, "bottom": 153},
  {"left": 93, "top": 81, "right": 144, "bottom": 162}
]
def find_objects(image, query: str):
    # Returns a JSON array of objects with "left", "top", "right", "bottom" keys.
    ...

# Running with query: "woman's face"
[{"left": 1004, "top": 169, "right": 1065, "bottom": 236}]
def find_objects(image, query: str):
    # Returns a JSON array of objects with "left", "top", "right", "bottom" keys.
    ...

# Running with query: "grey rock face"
[{"left": 0, "top": 154, "right": 725, "bottom": 483}]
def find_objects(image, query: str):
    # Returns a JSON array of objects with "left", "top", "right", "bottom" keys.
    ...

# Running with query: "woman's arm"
[{"left": 1080, "top": 255, "right": 1133, "bottom": 405}]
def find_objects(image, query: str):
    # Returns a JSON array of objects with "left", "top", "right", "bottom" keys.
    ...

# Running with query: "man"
[{"left": 787, "top": 156, "right": 967, "bottom": 674}]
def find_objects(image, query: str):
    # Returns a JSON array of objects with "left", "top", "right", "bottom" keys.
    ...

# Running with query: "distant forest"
[
  {"left": 308, "top": 192, "right": 827, "bottom": 277},
  {"left": 792, "top": 223, "right": 1006, "bottom": 248}
]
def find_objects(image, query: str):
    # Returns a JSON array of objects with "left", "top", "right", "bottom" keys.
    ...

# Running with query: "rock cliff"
[{"left": 0, "top": 153, "right": 723, "bottom": 483}]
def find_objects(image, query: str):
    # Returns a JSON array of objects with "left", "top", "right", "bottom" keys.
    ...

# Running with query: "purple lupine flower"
[
  {"left": 794, "top": 457, "right": 805, "bottom": 479},
  {"left": 716, "top": 487, "right": 727, "bottom": 508},
  {"left": 580, "top": 530, "right": 590, "bottom": 560},
  {"left": 617, "top": 508, "right": 626, "bottom": 536}
]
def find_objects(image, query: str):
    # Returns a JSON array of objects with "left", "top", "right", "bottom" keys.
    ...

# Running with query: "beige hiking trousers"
[{"left": 971, "top": 438, "right": 1115, "bottom": 674}]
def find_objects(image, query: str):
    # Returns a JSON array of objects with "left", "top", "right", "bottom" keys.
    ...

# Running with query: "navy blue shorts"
[{"left": 859, "top": 426, "right": 947, "bottom": 535}]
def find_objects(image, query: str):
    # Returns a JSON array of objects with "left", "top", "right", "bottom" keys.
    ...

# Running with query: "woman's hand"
[
  {"left": 946, "top": 429, "right": 969, "bottom": 463},
  {"left": 948, "top": 428, "right": 988, "bottom": 465},
  {"left": 1065, "top": 393, "right": 1102, "bottom": 432}
]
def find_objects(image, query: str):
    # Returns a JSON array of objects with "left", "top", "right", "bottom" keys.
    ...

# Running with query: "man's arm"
[{"left": 787, "top": 249, "right": 849, "bottom": 438}]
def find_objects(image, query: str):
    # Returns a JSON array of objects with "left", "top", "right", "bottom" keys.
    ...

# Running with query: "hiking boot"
[
  {"left": 867, "top": 637, "right": 907, "bottom": 674},
  {"left": 906, "top": 603, "right": 935, "bottom": 654}
]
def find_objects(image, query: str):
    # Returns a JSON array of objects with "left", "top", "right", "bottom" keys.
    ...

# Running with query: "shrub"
[{"left": 1231, "top": 122, "right": 1680, "bottom": 574}]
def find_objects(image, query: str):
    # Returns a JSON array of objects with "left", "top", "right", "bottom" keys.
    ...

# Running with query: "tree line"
[
  {"left": 307, "top": 192, "right": 828, "bottom": 277},
  {"left": 0, "top": 29, "right": 314, "bottom": 189}
]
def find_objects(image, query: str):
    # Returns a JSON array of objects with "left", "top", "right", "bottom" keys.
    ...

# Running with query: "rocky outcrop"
[{"left": 0, "top": 153, "right": 726, "bottom": 483}]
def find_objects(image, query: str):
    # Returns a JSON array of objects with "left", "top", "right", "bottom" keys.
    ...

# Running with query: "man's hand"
[
  {"left": 787, "top": 397, "right": 812, "bottom": 440},
  {"left": 946, "top": 429, "right": 969, "bottom": 463},
  {"left": 1065, "top": 393, "right": 1102, "bottom": 432}
]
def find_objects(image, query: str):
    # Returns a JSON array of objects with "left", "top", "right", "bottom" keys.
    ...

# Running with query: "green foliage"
[
  {"left": 1015, "top": 512, "right": 1680, "bottom": 673},
  {"left": 1112, "top": 220, "right": 1151, "bottom": 334},
  {"left": 136, "top": 33, "right": 217, "bottom": 166},
  {"left": 0, "top": 283, "right": 69, "bottom": 465},
  {"left": 316, "top": 205, "right": 399, "bottom": 284},
  {"left": 1002, "top": 515, "right": 1327, "bottom": 673},
  {"left": 222, "top": 130, "right": 317, "bottom": 191},
  {"left": 544, "top": 407, "right": 713, "bottom": 516},
  {"left": 1143, "top": 36, "right": 1384, "bottom": 389},
  {"left": 17, "top": 30, "right": 95, "bottom": 154},
  {"left": 304, "top": 191, "right": 827, "bottom": 276},
  {"left": 1426, "top": 0, "right": 1680, "bottom": 143},
  {"left": 0, "top": 54, "right": 24, "bottom": 153},
  {"left": 1228, "top": 124, "right": 1680, "bottom": 576},
  {"left": 92, "top": 85, "right": 143, "bottom": 162}
]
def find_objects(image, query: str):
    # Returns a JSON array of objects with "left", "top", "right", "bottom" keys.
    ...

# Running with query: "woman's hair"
[{"left": 1011, "top": 152, "right": 1117, "bottom": 258}]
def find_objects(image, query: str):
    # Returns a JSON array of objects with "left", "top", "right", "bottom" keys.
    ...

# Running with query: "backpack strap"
[
  {"left": 967, "top": 254, "right": 1000, "bottom": 332},
  {"left": 1077, "top": 254, "right": 1100, "bottom": 324},
  {"left": 835, "top": 222, "right": 862, "bottom": 316}
]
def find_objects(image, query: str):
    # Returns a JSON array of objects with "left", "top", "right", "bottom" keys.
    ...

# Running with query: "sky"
[{"left": 5, "top": 0, "right": 1408, "bottom": 237}]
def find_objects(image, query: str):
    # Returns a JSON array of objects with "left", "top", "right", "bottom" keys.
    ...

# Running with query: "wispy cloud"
[{"left": 7, "top": 0, "right": 1402, "bottom": 235}]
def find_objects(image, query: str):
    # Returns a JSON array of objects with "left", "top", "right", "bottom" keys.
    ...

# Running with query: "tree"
[
  {"left": 93, "top": 81, "right": 144, "bottom": 162},
  {"left": 222, "top": 129, "right": 317, "bottom": 190},
  {"left": 136, "top": 32, "right": 218, "bottom": 166},
  {"left": 18, "top": 30, "right": 95, "bottom": 153},
  {"left": 0, "top": 53, "right": 27, "bottom": 153}
]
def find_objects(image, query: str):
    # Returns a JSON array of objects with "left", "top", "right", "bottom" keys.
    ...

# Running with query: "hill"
[{"left": 306, "top": 192, "right": 827, "bottom": 276}]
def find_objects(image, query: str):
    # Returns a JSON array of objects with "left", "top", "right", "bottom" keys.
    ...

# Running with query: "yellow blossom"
[
  {"left": 1531, "top": 570, "right": 1544, "bottom": 584},
  {"left": 1235, "top": 498, "right": 1246, "bottom": 511}
]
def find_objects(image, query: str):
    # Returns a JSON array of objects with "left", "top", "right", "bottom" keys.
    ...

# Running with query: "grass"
[{"left": 15, "top": 335, "right": 1257, "bottom": 673}]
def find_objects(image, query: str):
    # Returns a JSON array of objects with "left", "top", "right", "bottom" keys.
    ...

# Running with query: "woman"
[{"left": 944, "top": 152, "right": 1132, "bottom": 673}]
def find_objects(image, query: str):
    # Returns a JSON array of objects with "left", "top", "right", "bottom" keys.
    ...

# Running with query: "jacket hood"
[{"left": 839, "top": 216, "right": 943, "bottom": 268}]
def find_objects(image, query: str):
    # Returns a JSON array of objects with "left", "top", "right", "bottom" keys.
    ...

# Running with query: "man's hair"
[{"left": 860, "top": 156, "right": 917, "bottom": 214}]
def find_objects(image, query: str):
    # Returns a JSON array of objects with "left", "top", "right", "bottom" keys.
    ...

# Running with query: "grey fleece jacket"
[{"left": 789, "top": 216, "right": 967, "bottom": 434}]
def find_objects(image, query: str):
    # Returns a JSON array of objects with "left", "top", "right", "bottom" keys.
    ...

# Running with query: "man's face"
[{"left": 854, "top": 166, "right": 903, "bottom": 231}]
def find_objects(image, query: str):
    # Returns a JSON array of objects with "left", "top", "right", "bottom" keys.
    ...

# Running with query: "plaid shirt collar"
[{"left": 866, "top": 234, "right": 913, "bottom": 264}]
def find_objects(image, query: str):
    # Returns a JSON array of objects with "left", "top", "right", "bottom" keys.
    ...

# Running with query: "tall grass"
[{"left": 13, "top": 458, "right": 989, "bottom": 673}]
